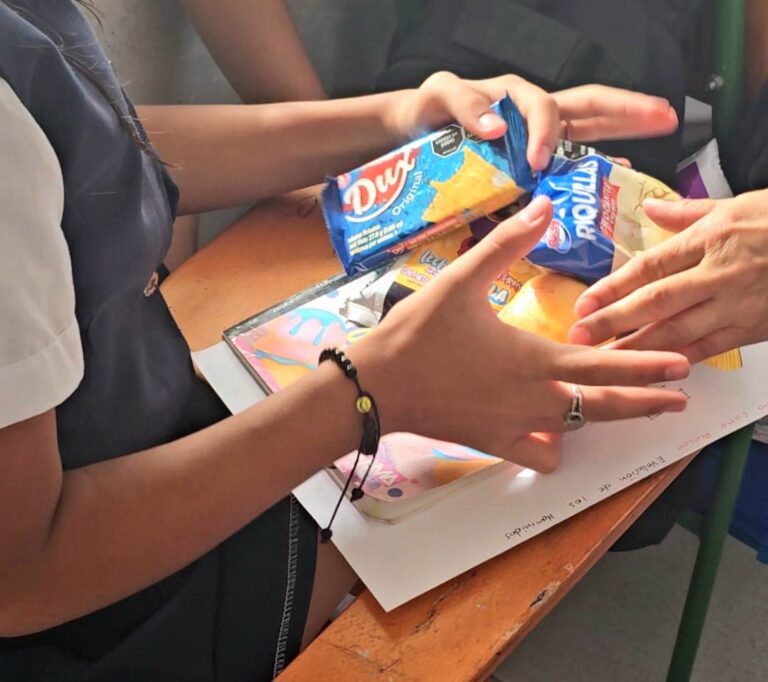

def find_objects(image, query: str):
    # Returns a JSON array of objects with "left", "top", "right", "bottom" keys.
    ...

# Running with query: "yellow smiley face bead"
[{"left": 356, "top": 395, "right": 372, "bottom": 414}]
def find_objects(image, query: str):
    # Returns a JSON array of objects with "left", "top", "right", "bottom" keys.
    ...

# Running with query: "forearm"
[
  {"left": 0, "top": 363, "right": 359, "bottom": 636},
  {"left": 138, "top": 94, "right": 406, "bottom": 214},
  {"left": 182, "top": 0, "right": 326, "bottom": 103}
]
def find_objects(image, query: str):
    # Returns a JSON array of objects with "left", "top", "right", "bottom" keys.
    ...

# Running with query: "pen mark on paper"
[
  {"left": 617, "top": 456, "right": 667, "bottom": 483},
  {"left": 505, "top": 513, "right": 555, "bottom": 541}
]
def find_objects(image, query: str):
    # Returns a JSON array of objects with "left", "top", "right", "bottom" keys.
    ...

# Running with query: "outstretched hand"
[
  {"left": 351, "top": 196, "right": 689, "bottom": 473},
  {"left": 569, "top": 189, "right": 768, "bottom": 363}
]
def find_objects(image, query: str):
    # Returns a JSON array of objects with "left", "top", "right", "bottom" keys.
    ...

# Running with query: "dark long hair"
[{"left": 3, "top": 0, "right": 161, "bottom": 162}]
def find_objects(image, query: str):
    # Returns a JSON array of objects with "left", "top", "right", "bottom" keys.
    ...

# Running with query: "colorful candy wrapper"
[
  {"left": 322, "top": 95, "right": 535, "bottom": 275},
  {"left": 342, "top": 210, "right": 542, "bottom": 326},
  {"left": 528, "top": 147, "right": 677, "bottom": 285}
]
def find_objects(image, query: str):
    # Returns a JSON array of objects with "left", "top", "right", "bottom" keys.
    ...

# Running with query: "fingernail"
[
  {"left": 575, "top": 297, "right": 599, "bottom": 318},
  {"left": 516, "top": 196, "right": 550, "bottom": 229},
  {"left": 665, "top": 401, "right": 687, "bottom": 413},
  {"left": 478, "top": 112, "right": 503, "bottom": 130},
  {"left": 668, "top": 106, "right": 679, "bottom": 125},
  {"left": 664, "top": 362, "right": 689, "bottom": 381},
  {"left": 531, "top": 144, "right": 552, "bottom": 171},
  {"left": 568, "top": 325, "right": 592, "bottom": 346}
]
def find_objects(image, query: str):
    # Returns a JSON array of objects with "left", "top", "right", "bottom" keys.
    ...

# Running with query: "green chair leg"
[
  {"left": 712, "top": 0, "right": 746, "bottom": 143},
  {"left": 666, "top": 423, "right": 754, "bottom": 682}
]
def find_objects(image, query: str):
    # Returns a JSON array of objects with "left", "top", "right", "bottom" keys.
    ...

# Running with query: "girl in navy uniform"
[{"left": 0, "top": 2, "right": 688, "bottom": 679}]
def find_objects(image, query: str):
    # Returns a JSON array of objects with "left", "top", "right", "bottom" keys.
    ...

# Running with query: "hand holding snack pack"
[
  {"left": 322, "top": 96, "right": 535, "bottom": 275},
  {"left": 321, "top": 90, "right": 679, "bottom": 289},
  {"left": 322, "top": 91, "right": 740, "bottom": 370},
  {"left": 528, "top": 142, "right": 742, "bottom": 370},
  {"left": 322, "top": 79, "right": 679, "bottom": 276},
  {"left": 525, "top": 141, "right": 678, "bottom": 284}
]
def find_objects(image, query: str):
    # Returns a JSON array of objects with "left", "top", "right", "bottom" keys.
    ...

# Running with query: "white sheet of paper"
[
  {"left": 194, "top": 341, "right": 768, "bottom": 612},
  {"left": 192, "top": 342, "right": 267, "bottom": 413}
]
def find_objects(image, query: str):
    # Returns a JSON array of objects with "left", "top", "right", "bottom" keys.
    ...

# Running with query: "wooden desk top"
[{"left": 162, "top": 191, "right": 694, "bottom": 681}]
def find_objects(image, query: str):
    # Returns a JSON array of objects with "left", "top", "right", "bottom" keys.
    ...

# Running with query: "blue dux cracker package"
[
  {"left": 527, "top": 149, "right": 678, "bottom": 285},
  {"left": 322, "top": 96, "right": 535, "bottom": 275}
]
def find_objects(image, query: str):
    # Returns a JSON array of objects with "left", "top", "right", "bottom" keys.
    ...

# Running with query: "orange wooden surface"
[
  {"left": 746, "top": 0, "right": 768, "bottom": 98},
  {"left": 162, "top": 192, "right": 695, "bottom": 682}
]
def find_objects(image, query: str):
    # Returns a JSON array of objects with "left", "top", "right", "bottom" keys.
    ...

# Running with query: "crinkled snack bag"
[
  {"left": 341, "top": 211, "right": 542, "bottom": 326},
  {"left": 382, "top": 225, "right": 541, "bottom": 317},
  {"left": 382, "top": 225, "right": 471, "bottom": 313},
  {"left": 528, "top": 145, "right": 740, "bottom": 370},
  {"left": 527, "top": 152, "right": 678, "bottom": 284},
  {"left": 339, "top": 255, "right": 407, "bottom": 328},
  {"left": 322, "top": 96, "right": 536, "bottom": 275}
]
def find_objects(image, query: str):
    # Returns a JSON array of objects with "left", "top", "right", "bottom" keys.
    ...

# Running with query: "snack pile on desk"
[
  {"left": 229, "top": 102, "right": 744, "bottom": 524},
  {"left": 323, "top": 97, "right": 742, "bottom": 368},
  {"left": 322, "top": 96, "right": 676, "bottom": 281}
]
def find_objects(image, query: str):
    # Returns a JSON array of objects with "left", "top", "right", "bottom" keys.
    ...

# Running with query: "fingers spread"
[
  {"left": 447, "top": 196, "right": 553, "bottom": 290},
  {"left": 548, "top": 345, "right": 690, "bottom": 386},
  {"left": 642, "top": 197, "right": 717, "bottom": 232},
  {"left": 553, "top": 86, "right": 678, "bottom": 141},
  {"left": 569, "top": 269, "right": 715, "bottom": 346},
  {"left": 573, "top": 235, "right": 704, "bottom": 319}
]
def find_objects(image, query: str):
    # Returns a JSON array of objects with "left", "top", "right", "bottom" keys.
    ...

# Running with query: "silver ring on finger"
[{"left": 564, "top": 383, "right": 586, "bottom": 430}]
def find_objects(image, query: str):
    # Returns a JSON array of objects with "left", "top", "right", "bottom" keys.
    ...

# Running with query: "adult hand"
[
  {"left": 386, "top": 73, "right": 678, "bottom": 172},
  {"left": 349, "top": 196, "right": 689, "bottom": 474},
  {"left": 568, "top": 189, "right": 768, "bottom": 363}
]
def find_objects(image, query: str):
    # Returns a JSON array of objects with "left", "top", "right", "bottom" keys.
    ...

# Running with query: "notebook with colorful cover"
[{"left": 223, "top": 270, "right": 508, "bottom": 523}]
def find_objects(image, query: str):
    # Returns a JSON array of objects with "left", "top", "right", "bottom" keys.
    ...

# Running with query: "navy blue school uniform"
[{"left": 0, "top": 2, "right": 317, "bottom": 680}]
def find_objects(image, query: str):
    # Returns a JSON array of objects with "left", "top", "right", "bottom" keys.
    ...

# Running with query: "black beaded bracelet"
[{"left": 318, "top": 348, "right": 381, "bottom": 543}]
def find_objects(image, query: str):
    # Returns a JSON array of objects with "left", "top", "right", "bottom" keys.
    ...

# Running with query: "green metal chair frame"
[
  {"left": 667, "top": 425, "right": 754, "bottom": 681},
  {"left": 666, "top": 3, "right": 754, "bottom": 680}
]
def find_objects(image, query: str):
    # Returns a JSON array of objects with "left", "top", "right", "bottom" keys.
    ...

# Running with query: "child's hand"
[
  {"left": 349, "top": 196, "right": 689, "bottom": 474},
  {"left": 386, "top": 73, "right": 678, "bottom": 172}
]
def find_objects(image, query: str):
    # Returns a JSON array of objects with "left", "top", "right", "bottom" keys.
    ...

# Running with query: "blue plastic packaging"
[
  {"left": 322, "top": 96, "right": 535, "bottom": 275},
  {"left": 527, "top": 154, "right": 618, "bottom": 285}
]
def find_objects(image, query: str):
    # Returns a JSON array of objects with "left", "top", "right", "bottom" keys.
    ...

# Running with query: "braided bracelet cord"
[{"left": 318, "top": 348, "right": 381, "bottom": 542}]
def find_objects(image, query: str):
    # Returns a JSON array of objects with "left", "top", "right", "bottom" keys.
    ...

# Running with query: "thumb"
[
  {"left": 643, "top": 197, "right": 717, "bottom": 233},
  {"left": 450, "top": 196, "right": 553, "bottom": 289}
]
